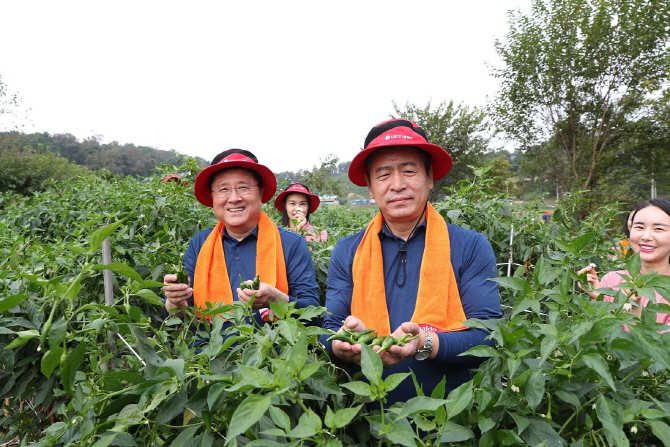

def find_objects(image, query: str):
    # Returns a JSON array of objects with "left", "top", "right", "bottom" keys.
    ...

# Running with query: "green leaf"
[
  {"left": 324, "top": 405, "right": 363, "bottom": 430},
  {"left": 554, "top": 390, "right": 581, "bottom": 408},
  {"left": 90, "top": 433, "right": 116, "bottom": 447},
  {"left": 92, "top": 262, "right": 143, "bottom": 283},
  {"left": 169, "top": 426, "right": 199, "bottom": 447},
  {"left": 573, "top": 233, "right": 596, "bottom": 251},
  {"left": 525, "top": 370, "right": 545, "bottom": 411},
  {"left": 156, "top": 387, "right": 189, "bottom": 425},
  {"left": 47, "top": 318, "right": 68, "bottom": 349},
  {"left": 40, "top": 346, "right": 64, "bottom": 379},
  {"left": 595, "top": 395, "right": 627, "bottom": 447},
  {"left": 647, "top": 420, "right": 670, "bottom": 446},
  {"left": 627, "top": 325, "right": 670, "bottom": 370},
  {"left": 520, "top": 418, "right": 564, "bottom": 447},
  {"left": 158, "top": 358, "right": 184, "bottom": 381},
  {"left": 89, "top": 220, "right": 124, "bottom": 253},
  {"left": 383, "top": 372, "right": 410, "bottom": 393},
  {"left": 138, "top": 279, "right": 167, "bottom": 289},
  {"left": 0, "top": 294, "right": 29, "bottom": 312},
  {"left": 626, "top": 252, "right": 641, "bottom": 277},
  {"left": 340, "top": 381, "right": 373, "bottom": 397},
  {"left": 286, "top": 409, "right": 321, "bottom": 438},
  {"left": 359, "top": 342, "right": 382, "bottom": 388},
  {"left": 5, "top": 329, "right": 39, "bottom": 349},
  {"left": 207, "top": 383, "right": 226, "bottom": 410},
  {"left": 581, "top": 353, "right": 616, "bottom": 390},
  {"left": 446, "top": 380, "right": 473, "bottom": 420},
  {"left": 226, "top": 394, "right": 271, "bottom": 443},
  {"left": 268, "top": 405, "right": 291, "bottom": 432},
  {"left": 492, "top": 277, "right": 532, "bottom": 295},
  {"left": 136, "top": 289, "right": 163, "bottom": 306},
  {"left": 539, "top": 336, "right": 558, "bottom": 364},
  {"left": 508, "top": 411, "right": 530, "bottom": 435},
  {"left": 235, "top": 364, "right": 273, "bottom": 389},
  {"left": 298, "top": 362, "right": 321, "bottom": 381},
  {"left": 286, "top": 332, "right": 307, "bottom": 373},
  {"left": 61, "top": 341, "right": 86, "bottom": 396},
  {"left": 437, "top": 421, "right": 475, "bottom": 443},
  {"left": 397, "top": 396, "right": 448, "bottom": 418},
  {"left": 462, "top": 345, "right": 500, "bottom": 358},
  {"left": 386, "top": 420, "right": 419, "bottom": 446}
]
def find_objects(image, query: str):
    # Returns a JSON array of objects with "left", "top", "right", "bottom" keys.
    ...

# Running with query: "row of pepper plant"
[{"left": 0, "top": 160, "right": 668, "bottom": 446}]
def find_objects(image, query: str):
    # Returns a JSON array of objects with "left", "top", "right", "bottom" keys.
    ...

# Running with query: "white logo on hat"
[{"left": 386, "top": 135, "right": 413, "bottom": 141}]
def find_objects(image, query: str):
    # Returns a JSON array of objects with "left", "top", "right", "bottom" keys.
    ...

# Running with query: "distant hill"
[
  {"left": 0, "top": 131, "right": 207, "bottom": 178},
  {"left": 0, "top": 131, "right": 370, "bottom": 200}
]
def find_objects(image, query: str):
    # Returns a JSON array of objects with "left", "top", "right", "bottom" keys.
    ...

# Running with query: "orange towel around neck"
[
  {"left": 193, "top": 211, "right": 288, "bottom": 313},
  {"left": 351, "top": 203, "right": 467, "bottom": 336}
]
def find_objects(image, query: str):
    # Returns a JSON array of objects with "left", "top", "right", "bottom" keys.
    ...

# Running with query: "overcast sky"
[{"left": 1, "top": 1, "right": 528, "bottom": 172}]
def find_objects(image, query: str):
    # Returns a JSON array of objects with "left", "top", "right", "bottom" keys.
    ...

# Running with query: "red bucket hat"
[
  {"left": 194, "top": 149, "right": 277, "bottom": 207},
  {"left": 348, "top": 119, "right": 452, "bottom": 187},
  {"left": 274, "top": 182, "right": 321, "bottom": 213}
]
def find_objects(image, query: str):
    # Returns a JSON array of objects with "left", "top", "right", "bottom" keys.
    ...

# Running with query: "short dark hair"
[
  {"left": 207, "top": 149, "right": 263, "bottom": 190},
  {"left": 364, "top": 147, "right": 432, "bottom": 183}
]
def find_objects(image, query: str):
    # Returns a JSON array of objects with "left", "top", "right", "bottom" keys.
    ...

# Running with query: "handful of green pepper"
[
  {"left": 239, "top": 274, "right": 261, "bottom": 290},
  {"left": 326, "top": 327, "right": 419, "bottom": 353},
  {"left": 173, "top": 264, "right": 189, "bottom": 284}
]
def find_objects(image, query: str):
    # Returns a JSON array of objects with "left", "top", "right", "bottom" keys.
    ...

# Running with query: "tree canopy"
[{"left": 492, "top": 0, "right": 670, "bottom": 201}]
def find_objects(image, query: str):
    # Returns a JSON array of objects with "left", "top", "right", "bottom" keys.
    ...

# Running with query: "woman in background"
[
  {"left": 275, "top": 182, "right": 328, "bottom": 243},
  {"left": 578, "top": 197, "right": 670, "bottom": 329}
]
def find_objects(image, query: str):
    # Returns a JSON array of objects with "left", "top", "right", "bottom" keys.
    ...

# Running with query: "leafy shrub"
[{"left": 1, "top": 163, "right": 668, "bottom": 446}]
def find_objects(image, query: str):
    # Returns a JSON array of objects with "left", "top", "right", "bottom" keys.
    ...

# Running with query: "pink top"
[
  {"left": 601, "top": 270, "right": 670, "bottom": 330},
  {"left": 301, "top": 221, "right": 328, "bottom": 243}
]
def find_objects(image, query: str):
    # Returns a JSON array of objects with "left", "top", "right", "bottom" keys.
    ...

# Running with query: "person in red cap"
[
  {"left": 162, "top": 149, "right": 320, "bottom": 326},
  {"left": 320, "top": 119, "right": 502, "bottom": 406},
  {"left": 274, "top": 182, "right": 328, "bottom": 243}
]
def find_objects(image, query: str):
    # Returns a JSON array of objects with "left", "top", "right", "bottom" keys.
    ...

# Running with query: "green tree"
[
  {"left": 300, "top": 153, "right": 343, "bottom": 198},
  {"left": 393, "top": 100, "right": 493, "bottom": 202},
  {"left": 492, "top": 0, "right": 670, "bottom": 198},
  {"left": 483, "top": 155, "right": 514, "bottom": 195}
]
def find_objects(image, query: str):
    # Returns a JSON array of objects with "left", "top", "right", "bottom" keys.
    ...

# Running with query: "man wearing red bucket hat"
[
  {"left": 274, "top": 182, "right": 328, "bottom": 243},
  {"left": 163, "top": 149, "right": 320, "bottom": 323},
  {"left": 321, "top": 119, "right": 502, "bottom": 406}
]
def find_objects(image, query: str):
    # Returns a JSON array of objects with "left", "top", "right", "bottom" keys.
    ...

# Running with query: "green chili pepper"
[
  {"left": 356, "top": 332, "right": 378, "bottom": 345},
  {"left": 239, "top": 274, "right": 261, "bottom": 290},
  {"left": 327, "top": 333, "right": 355, "bottom": 342},
  {"left": 251, "top": 275, "right": 261, "bottom": 290},
  {"left": 394, "top": 333, "right": 419, "bottom": 346},
  {"left": 369, "top": 337, "right": 382, "bottom": 347},
  {"left": 175, "top": 264, "right": 189, "bottom": 284},
  {"left": 377, "top": 336, "right": 396, "bottom": 353}
]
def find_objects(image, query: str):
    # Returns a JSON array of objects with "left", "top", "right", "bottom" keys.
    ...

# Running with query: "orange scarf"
[
  {"left": 193, "top": 212, "right": 288, "bottom": 313},
  {"left": 351, "top": 203, "right": 467, "bottom": 336}
]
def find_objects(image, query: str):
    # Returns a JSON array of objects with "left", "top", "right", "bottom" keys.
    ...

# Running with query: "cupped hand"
[
  {"left": 163, "top": 273, "right": 192, "bottom": 311},
  {"left": 577, "top": 265, "right": 601, "bottom": 300},
  {"left": 331, "top": 316, "right": 366, "bottom": 364},
  {"left": 378, "top": 322, "right": 423, "bottom": 367}
]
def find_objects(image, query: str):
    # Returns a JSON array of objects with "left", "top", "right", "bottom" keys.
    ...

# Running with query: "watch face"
[{"left": 414, "top": 350, "right": 430, "bottom": 361}]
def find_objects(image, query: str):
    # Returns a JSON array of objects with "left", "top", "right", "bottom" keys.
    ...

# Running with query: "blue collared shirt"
[
  {"left": 182, "top": 224, "right": 321, "bottom": 325},
  {"left": 321, "top": 219, "right": 501, "bottom": 405}
]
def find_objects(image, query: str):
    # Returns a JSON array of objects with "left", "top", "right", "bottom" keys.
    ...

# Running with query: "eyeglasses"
[{"left": 211, "top": 184, "right": 258, "bottom": 199}]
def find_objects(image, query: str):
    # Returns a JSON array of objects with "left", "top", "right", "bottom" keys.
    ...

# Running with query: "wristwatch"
[{"left": 414, "top": 332, "right": 433, "bottom": 361}]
